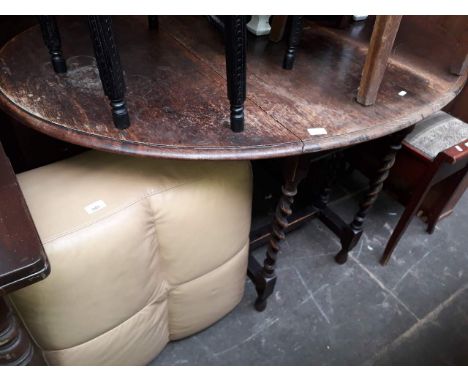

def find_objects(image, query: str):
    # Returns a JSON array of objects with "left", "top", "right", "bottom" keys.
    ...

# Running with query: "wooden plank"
[{"left": 356, "top": 16, "right": 402, "bottom": 106}]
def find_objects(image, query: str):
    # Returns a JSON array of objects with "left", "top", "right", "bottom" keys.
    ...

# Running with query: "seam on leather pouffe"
[
  {"left": 167, "top": 241, "right": 249, "bottom": 340},
  {"left": 42, "top": 299, "right": 170, "bottom": 365}
]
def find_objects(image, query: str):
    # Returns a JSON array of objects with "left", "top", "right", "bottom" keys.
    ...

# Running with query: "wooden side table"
[{"left": 0, "top": 142, "right": 49, "bottom": 365}]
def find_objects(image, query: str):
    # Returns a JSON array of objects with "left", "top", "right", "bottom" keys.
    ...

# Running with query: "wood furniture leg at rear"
[
  {"left": 224, "top": 16, "right": 247, "bottom": 132},
  {"left": 335, "top": 127, "right": 412, "bottom": 264},
  {"left": 87, "top": 16, "right": 130, "bottom": 130},
  {"left": 37, "top": 16, "right": 67, "bottom": 74},
  {"left": 356, "top": 16, "right": 402, "bottom": 106},
  {"left": 148, "top": 16, "right": 159, "bottom": 30},
  {"left": 269, "top": 15, "right": 288, "bottom": 43},
  {"left": 449, "top": 18, "right": 468, "bottom": 76}
]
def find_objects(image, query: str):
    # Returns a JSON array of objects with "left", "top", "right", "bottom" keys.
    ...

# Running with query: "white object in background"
[
  {"left": 247, "top": 16, "right": 271, "bottom": 36},
  {"left": 353, "top": 15, "right": 368, "bottom": 21}
]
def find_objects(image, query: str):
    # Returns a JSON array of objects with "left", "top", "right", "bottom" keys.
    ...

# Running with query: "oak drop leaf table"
[{"left": 0, "top": 16, "right": 465, "bottom": 315}]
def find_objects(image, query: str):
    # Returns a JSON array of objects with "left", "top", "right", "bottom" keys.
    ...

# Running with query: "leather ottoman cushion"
[{"left": 11, "top": 151, "right": 252, "bottom": 365}]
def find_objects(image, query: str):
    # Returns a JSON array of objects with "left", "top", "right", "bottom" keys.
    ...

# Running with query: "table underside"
[{"left": 0, "top": 16, "right": 465, "bottom": 160}]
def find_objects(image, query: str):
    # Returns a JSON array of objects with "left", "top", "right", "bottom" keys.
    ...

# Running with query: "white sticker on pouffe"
[{"left": 85, "top": 200, "right": 107, "bottom": 214}]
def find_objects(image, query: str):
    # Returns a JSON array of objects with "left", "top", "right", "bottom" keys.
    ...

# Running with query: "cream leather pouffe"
[{"left": 10, "top": 150, "right": 252, "bottom": 365}]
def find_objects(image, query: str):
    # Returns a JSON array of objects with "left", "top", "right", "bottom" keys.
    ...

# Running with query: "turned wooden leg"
[
  {"left": 254, "top": 156, "right": 310, "bottom": 311},
  {"left": 283, "top": 16, "right": 302, "bottom": 70},
  {"left": 335, "top": 128, "right": 411, "bottom": 264},
  {"left": 37, "top": 16, "right": 67, "bottom": 74},
  {"left": 88, "top": 16, "right": 130, "bottom": 130},
  {"left": 224, "top": 16, "right": 247, "bottom": 132},
  {"left": 317, "top": 152, "right": 341, "bottom": 207},
  {"left": 0, "top": 297, "right": 44, "bottom": 366},
  {"left": 148, "top": 16, "right": 159, "bottom": 30}
]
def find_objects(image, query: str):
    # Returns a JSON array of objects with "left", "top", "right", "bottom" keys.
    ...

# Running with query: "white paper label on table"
[
  {"left": 307, "top": 128, "right": 328, "bottom": 136},
  {"left": 85, "top": 200, "right": 107, "bottom": 214}
]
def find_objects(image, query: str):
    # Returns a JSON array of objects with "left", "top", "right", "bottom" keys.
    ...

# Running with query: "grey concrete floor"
[{"left": 150, "top": 173, "right": 468, "bottom": 366}]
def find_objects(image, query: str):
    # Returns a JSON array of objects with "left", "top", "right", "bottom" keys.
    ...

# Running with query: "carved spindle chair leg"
[
  {"left": 224, "top": 16, "right": 247, "bottom": 132},
  {"left": 254, "top": 156, "right": 310, "bottom": 311},
  {"left": 283, "top": 16, "right": 303, "bottom": 70},
  {"left": 0, "top": 297, "right": 38, "bottom": 366},
  {"left": 335, "top": 128, "right": 411, "bottom": 264},
  {"left": 87, "top": 16, "right": 130, "bottom": 130},
  {"left": 148, "top": 16, "right": 159, "bottom": 30},
  {"left": 37, "top": 16, "right": 67, "bottom": 74}
]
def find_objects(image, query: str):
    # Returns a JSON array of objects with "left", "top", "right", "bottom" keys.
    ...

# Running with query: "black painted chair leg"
[
  {"left": 87, "top": 16, "right": 130, "bottom": 130},
  {"left": 148, "top": 16, "right": 159, "bottom": 30},
  {"left": 335, "top": 128, "right": 412, "bottom": 264},
  {"left": 283, "top": 16, "right": 303, "bottom": 70},
  {"left": 224, "top": 16, "right": 247, "bottom": 132},
  {"left": 37, "top": 16, "right": 67, "bottom": 74}
]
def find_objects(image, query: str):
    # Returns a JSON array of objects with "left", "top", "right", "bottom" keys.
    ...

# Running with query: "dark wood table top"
[
  {"left": 0, "top": 143, "right": 49, "bottom": 295},
  {"left": 0, "top": 16, "right": 465, "bottom": 160}
]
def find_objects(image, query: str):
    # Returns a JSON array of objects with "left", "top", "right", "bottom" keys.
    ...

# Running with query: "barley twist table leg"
[
  {"left": 254, "top": 156, "right": 309, "bottom": 311},
  {"left": 335, "top": 128, "right": 412, "bottom": 264}
]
